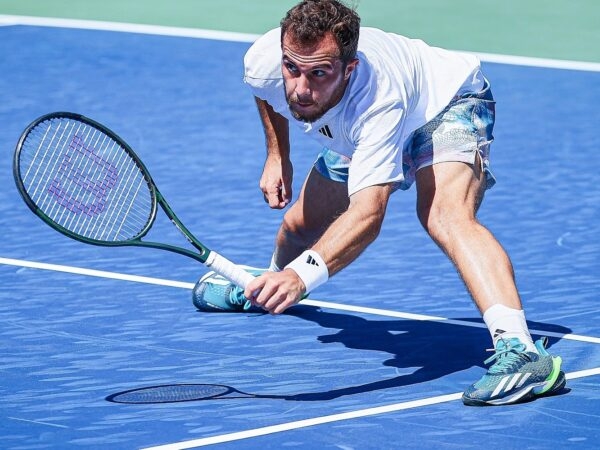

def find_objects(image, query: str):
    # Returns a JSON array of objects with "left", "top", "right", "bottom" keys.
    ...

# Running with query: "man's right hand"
[{"left": 259, "top": 155, "right": 293, "bottom": 209}]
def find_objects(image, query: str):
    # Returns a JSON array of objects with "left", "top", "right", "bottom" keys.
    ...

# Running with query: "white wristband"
[{"left": 285, "top": 250, "right": 329, "bottom": 293}]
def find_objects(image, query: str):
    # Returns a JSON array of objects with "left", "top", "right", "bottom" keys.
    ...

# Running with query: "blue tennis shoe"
[
  {"left": 192, "top": 267, "right": 265, "bottom": 312},
  {"left": 462, "top": 337, "right": 566, "bottom": 406}
]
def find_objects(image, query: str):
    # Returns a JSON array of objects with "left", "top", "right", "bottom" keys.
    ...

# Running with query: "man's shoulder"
[
  {"left": 245, "top": 28, "right": 281, "bottom": 64},
  {"left": 244, "top": 28, "right": 282, "bottom": 82}
]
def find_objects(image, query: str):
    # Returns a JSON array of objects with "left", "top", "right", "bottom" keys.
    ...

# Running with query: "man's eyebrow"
[{"left": 281, "top": 53, "right": 337, "bottom": 68}]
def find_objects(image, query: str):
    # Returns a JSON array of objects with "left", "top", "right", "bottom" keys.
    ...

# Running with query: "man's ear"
[{"left": 344, "top": 58, "right": 359, "bottom": 80}]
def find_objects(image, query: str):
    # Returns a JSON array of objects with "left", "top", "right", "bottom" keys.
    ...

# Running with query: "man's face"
[{"left": 281, "top": 31, "right": 357, "bottom": 123}]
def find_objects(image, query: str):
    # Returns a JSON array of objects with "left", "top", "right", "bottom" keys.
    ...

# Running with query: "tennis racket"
[{"left": 13, "top": 111, "right": 254, "bottom": 293}]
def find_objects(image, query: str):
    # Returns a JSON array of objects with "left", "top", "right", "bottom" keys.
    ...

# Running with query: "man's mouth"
[{"left": 292, "top": 100, "right": 314, "bottom": 108}]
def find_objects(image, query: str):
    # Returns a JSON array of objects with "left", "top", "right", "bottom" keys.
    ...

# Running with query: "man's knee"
[
  {"left": 278, "top": 205, "right": 319, "bottom": 249},
  {"left": 417, "top": 202, "right": 476, "bottom": 247},
  {"left": 415, "top": 163, "right": 485, "bottom": 244}
]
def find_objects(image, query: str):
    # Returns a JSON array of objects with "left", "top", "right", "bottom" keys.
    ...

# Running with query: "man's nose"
[{"left": 295, "top": 75, "right": 311, "bottom": 98}]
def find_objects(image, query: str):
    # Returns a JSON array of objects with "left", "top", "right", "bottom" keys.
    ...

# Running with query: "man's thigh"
[
  {"left": 291, "top": 167, "right": 350, "bottom": 234},
  {"left": 415, "top": 157, "right": 486, "bottom": 222}
]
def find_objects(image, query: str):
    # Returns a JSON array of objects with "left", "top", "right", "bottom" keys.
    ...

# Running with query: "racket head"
[
  {"left": 105, "top": 383, "right": 234, "bottom": 404},
  {"left": 14, "top": 112, "right": 158, "bottom": 246}
]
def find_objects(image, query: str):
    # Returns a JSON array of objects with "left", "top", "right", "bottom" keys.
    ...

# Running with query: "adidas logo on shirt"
[{"left": 318, "top": 125, "right": 333, "bottom": 139}]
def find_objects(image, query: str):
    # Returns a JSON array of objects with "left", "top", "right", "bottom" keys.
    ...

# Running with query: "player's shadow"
[
  {"left": 106, "top": 304, "right": 572, "bottom": 404},
  {"left": 280, "top": 304, "right": 572, "bottom": 401}
]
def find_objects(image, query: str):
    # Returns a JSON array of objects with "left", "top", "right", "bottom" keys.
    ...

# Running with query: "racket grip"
[{"left": 204, "top": 251, "right": 255, "bottom": 289}]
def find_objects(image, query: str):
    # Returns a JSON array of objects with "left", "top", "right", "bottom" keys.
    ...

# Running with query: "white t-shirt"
[{"left": 244, "top": 27, "right": 483, "bottom": 195}]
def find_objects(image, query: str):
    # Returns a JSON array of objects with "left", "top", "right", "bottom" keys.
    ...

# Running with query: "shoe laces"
[
  {"left": 484, "top": 338, "right": 532, "bottom": 374},
  {"left": 228, "top": 286, "right": 247, "bottom": 306}
]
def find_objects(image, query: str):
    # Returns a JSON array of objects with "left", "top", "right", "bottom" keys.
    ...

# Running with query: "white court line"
[
  {"left": 0, "top": 257, "right": 193, "bottom": 289},
  {"left": 1, "top": 256, "right": 600, "bottom": 346},
  {"left": 1, "top": 14, "right": 600, "bottom": 72},
  {"left": 0, "top": 14, "right": 260, "bottom": 42},
  {"left": 141, "top": 367, "right": 600, "bottom": 450},
  {"left": 142, "top": 392, "right": 463, "bottom": 450}
]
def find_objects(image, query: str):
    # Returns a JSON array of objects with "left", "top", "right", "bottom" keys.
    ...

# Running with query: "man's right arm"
[{"left": 255, "top": 97, "right": 293, "bottom": 209}]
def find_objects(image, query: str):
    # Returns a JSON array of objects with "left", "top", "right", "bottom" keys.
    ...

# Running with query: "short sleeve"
[
  {"left": 243, "top": 28, "right": 288, "bottom": 113},
  {"left": 347, "top": 102, "right": 409, "bottom": 195}
]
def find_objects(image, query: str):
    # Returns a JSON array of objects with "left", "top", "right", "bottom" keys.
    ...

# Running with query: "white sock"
[
  {"left": 268, "top": 255, "right": 281, "bottom": 272},
  {"left": 483, "top": 304, "right": 536, "bottom": 353}
]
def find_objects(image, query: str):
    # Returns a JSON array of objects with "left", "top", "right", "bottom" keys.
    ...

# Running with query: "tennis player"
[{"left": 194, "top": 0, "right": 565, "bottom": 405}]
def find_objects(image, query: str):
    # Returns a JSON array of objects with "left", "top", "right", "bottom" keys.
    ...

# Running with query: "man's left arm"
[{"left": 245, "top": 183, "right": 393, "bottom": 313}]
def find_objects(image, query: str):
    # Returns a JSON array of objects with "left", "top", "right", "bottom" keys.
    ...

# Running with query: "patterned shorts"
[{"left": 314, "top": 80, "right": 497, "bottom": 191}]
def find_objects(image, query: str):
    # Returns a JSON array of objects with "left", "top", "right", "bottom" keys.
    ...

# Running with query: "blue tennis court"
[{"left": 0, "top": 18, "right": 599, "bottom": 450}]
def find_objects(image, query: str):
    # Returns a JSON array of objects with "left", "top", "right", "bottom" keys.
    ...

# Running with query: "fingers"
[
  {"left": 245, "top": 276, "right": 265, "bottom": 303},
  {"left": 245, "top": 271, "right": 303, "bottom": 315},
  {"left": 280, "top": 182, "right": 292, "bottom": 205},
  {"left": 259, "top": 158, "right": 293, "bottom": 209},
  {"left": 263, "top": 185, "right": 290, "bottom": 209}
]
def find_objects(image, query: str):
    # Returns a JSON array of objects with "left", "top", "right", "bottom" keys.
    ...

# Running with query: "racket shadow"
[{"left": 105, "top": 383, "right": 289, "bottom": 404}]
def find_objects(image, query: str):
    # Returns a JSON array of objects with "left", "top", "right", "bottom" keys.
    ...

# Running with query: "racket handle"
[{"left": 205, "top": 251, "right": 255, "bottom": 289}]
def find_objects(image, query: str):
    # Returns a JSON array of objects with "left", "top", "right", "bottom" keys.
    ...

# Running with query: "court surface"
[{"left": 1, "top": 13, "right": 599, "bottom": 450}]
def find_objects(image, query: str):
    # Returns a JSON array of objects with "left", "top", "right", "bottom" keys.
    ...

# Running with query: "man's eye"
[
  {"left": 285, "top": 63, "right": 299, "bottom": 74},
  {"left": 312, "top": 70, "right": 326, "bottom": 77}
]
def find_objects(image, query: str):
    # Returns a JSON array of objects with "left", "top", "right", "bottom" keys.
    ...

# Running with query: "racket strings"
[
  {"left": 18, "top": 117, "right": 154, "bottom": 241},
  {"left": 47, "top": 123, "right": 102, "bottom": 230}
]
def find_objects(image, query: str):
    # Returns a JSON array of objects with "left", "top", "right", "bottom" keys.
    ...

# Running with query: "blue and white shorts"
[{"left": 314, "top": 80, "right": 497, "bottom": 191}]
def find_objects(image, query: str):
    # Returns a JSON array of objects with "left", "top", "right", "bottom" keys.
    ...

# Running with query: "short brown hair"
[{"left": 280, "top": 0, "right": 360, "bottom": 63}]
